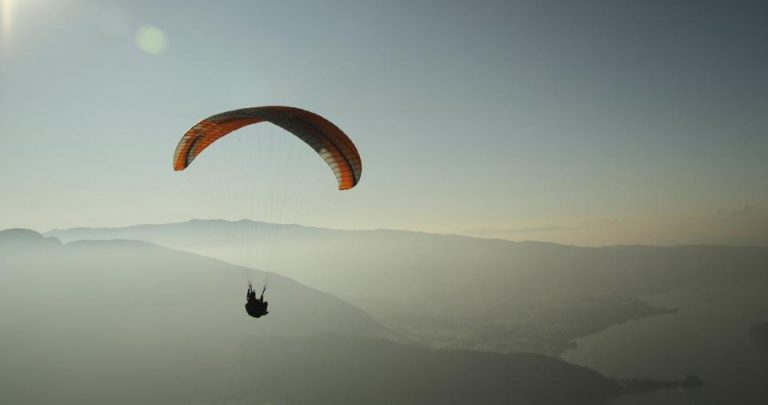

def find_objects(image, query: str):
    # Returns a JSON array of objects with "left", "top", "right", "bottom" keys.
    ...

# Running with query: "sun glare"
[{"left": 1, "top": 0, "right": 12, "bottom": 39}]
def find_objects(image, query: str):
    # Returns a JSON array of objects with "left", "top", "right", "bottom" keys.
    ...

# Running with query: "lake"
[{"left": 563, "top": 282, "right": 768, "bottom": 404}]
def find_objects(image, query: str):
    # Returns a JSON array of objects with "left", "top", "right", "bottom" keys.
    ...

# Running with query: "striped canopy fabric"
[{"left": 173, "top": 106, "right": 362, "bottom": 190}]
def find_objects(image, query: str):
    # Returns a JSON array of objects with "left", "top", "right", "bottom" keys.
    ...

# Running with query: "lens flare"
[{"left": 135, "top": 25, "right": 168, "bottom": 55}]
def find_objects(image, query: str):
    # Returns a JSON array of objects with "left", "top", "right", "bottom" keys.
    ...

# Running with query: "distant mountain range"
[
  {"left": 1, "top": 228, "right": 385, "bottom": 340},
  {"left": 47, "top": 220, "right": 768, "bottom": 354},
  {"left": 0, "top": 228, "right": 627, "bottom": 404}
]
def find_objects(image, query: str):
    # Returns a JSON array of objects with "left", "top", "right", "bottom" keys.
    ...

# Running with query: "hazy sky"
[{"left": 1, "top": 0, "right": 766, "bottom": 246}]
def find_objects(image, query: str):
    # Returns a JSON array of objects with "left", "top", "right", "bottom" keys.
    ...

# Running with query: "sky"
[{"left": 0, "top": 0, "right": 766, "bottom": 246}]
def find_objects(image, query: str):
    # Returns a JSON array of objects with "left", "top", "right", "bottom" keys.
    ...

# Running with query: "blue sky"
[{"left": 1, "top": 0, "right": 766, "bottom": 245}]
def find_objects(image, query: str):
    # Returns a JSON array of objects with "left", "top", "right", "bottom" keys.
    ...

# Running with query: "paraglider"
[
  {"left": 245, "top": 283, "right": 269, "bottom": 318},
  {"left": 173, "top": 106, "right": 362, "bottom": 190},
  {"left": 173, "top": 106, "right": 362, "bottom": 320}
]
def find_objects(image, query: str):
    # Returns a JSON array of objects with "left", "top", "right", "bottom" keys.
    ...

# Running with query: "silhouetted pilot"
[{"left": 245, "top": 283, "right": 269, "bottom": 318}]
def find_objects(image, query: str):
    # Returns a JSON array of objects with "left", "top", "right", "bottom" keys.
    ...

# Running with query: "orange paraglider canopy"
[{"left": 173, "top": 106, "right": 362, "bottom": 190}]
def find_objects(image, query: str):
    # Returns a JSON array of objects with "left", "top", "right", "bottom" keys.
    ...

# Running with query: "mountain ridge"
[
  {"left": 1, "top": 228, "right": 388, "bottom": 340},
  {"left": 46, "top": 218, "right": 768, "bottom": 249}
]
